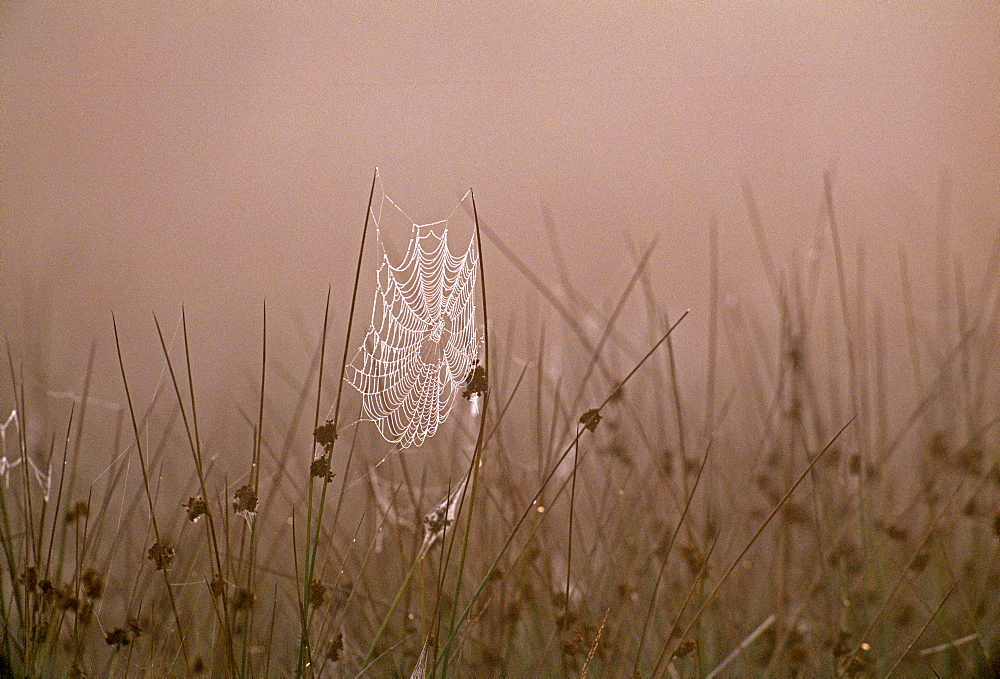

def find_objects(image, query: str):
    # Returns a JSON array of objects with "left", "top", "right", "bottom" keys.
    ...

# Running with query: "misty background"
[{"left": 1, "top": 2, "right": 998, "bottom": 463}]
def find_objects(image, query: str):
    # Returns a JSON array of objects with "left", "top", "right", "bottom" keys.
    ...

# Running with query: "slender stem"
[
  {"left": 824, "top": 175, "right": 870, "bottom": 617},
  {"left": 241, "top": 302, "right": 267, "bottom": 677},
  {"left": 437, "top": 188, "right": 491, "bottom": 676},
  {"left": 296, "top": 287, "right": 331, "bottom": 675},
  {"left": 656, "top": 417, "right": 854, "bottom": 672},
  {"left": 883, "top": 580, "right": 959, "bottom": 678},
  {"left": 632, "top": 439, "right": 712, "bottom": 676},
  {"left": 563, "top": 425, "right": 580, "bottom": 664},
  {"left": 112, "top": 314, "right": 191, "bottom": 674},
  {"left": 299, "top": 168, "right": 377, "bottom": 675},
  {"left": 437, "top": 311, "right": 689, "bottom": 665},
  {"left": 153, "top": 312, "right": 236, "bottom": 673}
]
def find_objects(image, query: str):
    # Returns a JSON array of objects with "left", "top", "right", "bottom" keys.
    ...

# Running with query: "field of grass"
[{"left": 2, "top": 177, "right": 999, "bottom": 677}]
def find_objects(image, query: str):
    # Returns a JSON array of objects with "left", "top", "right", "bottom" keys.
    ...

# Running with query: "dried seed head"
[
  {"left": 105, "top": 628, "right": 131, "bottom": 647},
  {"left": 232, "top": 588, "right": 255, "bottom": 611},
  {"left": 38, "top": 579, "right": 55, "bottom": 607},
  {"left": 20, "top": 565, "right": 37, "bottom": 592},
  {"left": 824, "top": 446, "right": 842, "bottom": 466},
  {"left": 885, "top": 524, "right": 908, "bottom": 541},
  {"left": 579, "top": 408, "right": 602, "bottom": 433},
  {"left": 909, "top": 551, "right": 931, "bottom": 573},
  {"left": 680, "top": 543, "right": 706, "bottom": 576},
  {"left": 233, "top": 484, "right": 258, "bottom": 516},
  {"left": 310, "top": 456, "right": 334, "bottom": 481},
  {"left": 462, "top": 363, "right": 488, "bottom": 400},
  {"left": 848, "top": 454, "right": 862, "bottom": 475},
  {"left": 65, "top": 500, "right": 89, "bottom": 524},
  {"left": 184, "top": 496, "right": 209, "bottom": 523},
  {"left": 314, "top": 420, "right": 338, "bottom": 452},
  {"left": 82, "top": 567, "right": 104, "bottom": 599},
  {"left": 327, "top": 632, "right": 344, "bottom": 662},
  {"left": 147, "top": 540, "right": 175, "bottom": 570},
  {"left": 927, "top": 431, "right": 948, "bottom": 459},
  {"left": 674, "top": 638, "right": 697, "bottom": 659},
  {"left": 308, "top": 579, "right": 327, "bottom": 607},
  {"left": 57, "top": 585, "right": 81, "bottom": 613}
]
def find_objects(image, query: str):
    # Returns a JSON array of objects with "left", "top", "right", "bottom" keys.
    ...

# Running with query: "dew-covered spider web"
[{"left": 346, "top": 175, "right": 480, "bottom": 448}]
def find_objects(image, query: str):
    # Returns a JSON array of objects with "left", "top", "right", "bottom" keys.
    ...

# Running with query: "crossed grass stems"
[{"left": 2, "top": 172, "right": 999, "bottom": 676}]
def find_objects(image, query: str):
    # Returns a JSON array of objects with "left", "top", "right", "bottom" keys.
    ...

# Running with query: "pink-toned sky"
[{"left": 1, "top": 2, "right": 998, "bottom": 418}]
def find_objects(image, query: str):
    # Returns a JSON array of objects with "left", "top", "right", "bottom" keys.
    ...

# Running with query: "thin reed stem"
[
  {"left": 300, "top": 168, "right": 377, "bottom": 675},
  {"left": 112, "top": 314, "right": 192, "bottom": 674}
]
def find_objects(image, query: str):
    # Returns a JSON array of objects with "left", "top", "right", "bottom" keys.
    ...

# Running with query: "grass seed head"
[
  {"left": 233, "top": 484, "right": 258, "bottom": 515},
  {"left": 38, "top": 579, "right": 55, "bottom": 607},
  {"left": 313, "top": 420, "right": 338, "bottom": 452},
  {"left": 82, "top": 567, "right": 104, "bottom": 599},
  {"left": 326, "top": 632, "right": 344, "bottom": 662},
  {"left": 579, "top": 408, "right": 601, "bottom": 432},
  {"left": 65, "top": 500, "right": 89, "bottom": 524},
  {"left": 105, "top": 629, "right": 129, "bottom": 647},
  {"left": 20, "top": 565, "right": 37, "bottom": 592},
  {"left": 184, "top": 496, "right": 209, "bottom": 522},
  {"left": 462, "top": 363, "right": 488, "bottom": 400},
  {"left": 310, "top": 455, "right": 334, "bottom": 481},
  {"left": 56, "top": 584, "right": 81, "bottom": 613},
  {"left": 232, "top": 587, "right": 255, "bottom": 611},
  {"left": 927, "top": 431, "right": 948, "bottom": 459},
  {"left": 909, "top": 551, "right": 931, "bottom": 573},
  {"left": 147, "top": 539, "right": 175, "bottom": 570},
  {"left": 885, "top": 524, "right": 909, "bottom": 541},
  {"left": 308, "top": 579, "right": 327, "bottom": 607},
  {"left": 105, "top": 625, "right": 136, "bottom": 648},
  {"left": 673, "top": 637, "right": 697, "bottom": 659}
]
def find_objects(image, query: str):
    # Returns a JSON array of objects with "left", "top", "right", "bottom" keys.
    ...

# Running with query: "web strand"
[{"left": 347, "top": 178, "right": 479, "bottom": 448}]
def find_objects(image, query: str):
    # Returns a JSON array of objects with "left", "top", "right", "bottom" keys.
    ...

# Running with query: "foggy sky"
[{"left": 2, "top": 2, "right": 998, "bottom": 424}]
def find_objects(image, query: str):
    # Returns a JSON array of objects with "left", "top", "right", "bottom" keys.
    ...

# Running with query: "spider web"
[{"left": 346, "top": 178, "right": 479, "bottom": 448}]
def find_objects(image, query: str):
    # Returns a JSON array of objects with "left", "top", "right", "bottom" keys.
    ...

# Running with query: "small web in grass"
[
  {"left": 1, "top": 410, "right": 51, "bottom": 500},
  {"left": 347, "top": 174, "right": 480, "bottom": 449}
]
